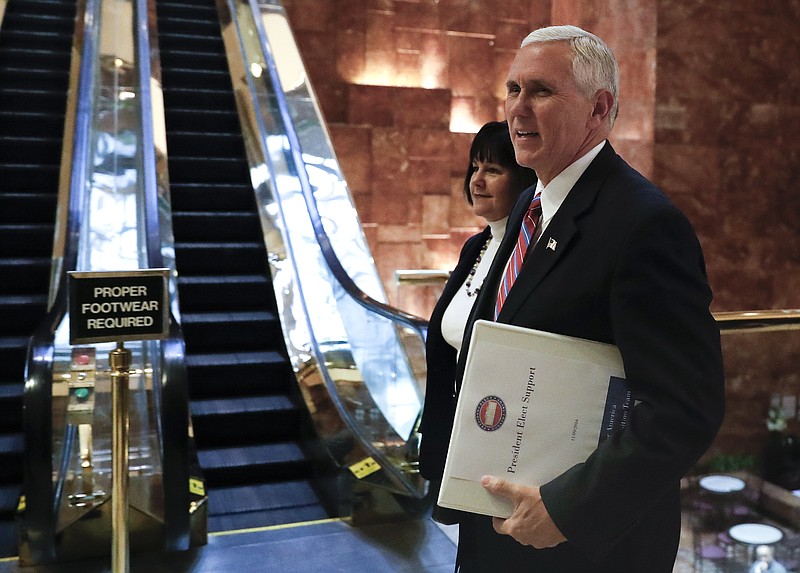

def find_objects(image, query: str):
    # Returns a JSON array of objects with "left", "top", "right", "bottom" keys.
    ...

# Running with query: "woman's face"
[{"left": 469, "top": 159, "right": 518, "bottom": 222}]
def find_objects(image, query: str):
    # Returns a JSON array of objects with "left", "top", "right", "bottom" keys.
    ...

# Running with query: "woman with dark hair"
[{"left": 419, "top": 120, "right": 537, "bottom": 506}]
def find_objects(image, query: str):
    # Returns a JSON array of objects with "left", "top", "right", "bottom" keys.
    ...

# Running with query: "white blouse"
[{"left": 440, "top": 217, "right": 508, "bottom": 355}]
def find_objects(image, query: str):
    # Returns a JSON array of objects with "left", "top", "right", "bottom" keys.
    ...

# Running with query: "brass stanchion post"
[{"left": 110, "top": 341, "right": 131, "bottom": 573}]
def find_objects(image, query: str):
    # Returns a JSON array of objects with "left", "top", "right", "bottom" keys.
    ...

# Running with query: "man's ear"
[{"left": 590, "top": 89, "right": 614, "bottom": 124}]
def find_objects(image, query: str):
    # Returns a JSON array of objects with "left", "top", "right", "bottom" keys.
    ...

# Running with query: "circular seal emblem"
[{"left": 475, "top": 395, "right": 506, "bottom": 431}]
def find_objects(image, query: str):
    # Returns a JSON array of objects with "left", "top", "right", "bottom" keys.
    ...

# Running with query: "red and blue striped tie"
[{"left": 495, "top": 194, "right": 542, "bottom": 318}]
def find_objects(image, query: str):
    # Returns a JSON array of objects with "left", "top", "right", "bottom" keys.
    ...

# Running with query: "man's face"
[{"left": 504, "top": 41, "right": 599, "bottom": 186}]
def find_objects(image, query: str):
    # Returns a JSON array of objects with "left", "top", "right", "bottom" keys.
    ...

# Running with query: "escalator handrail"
[
  {"left": 250, "top": 1, "right": 429, "bottom": 341},
  {"left": 23, "top": 0, "right": 99, "bottom": 561}
]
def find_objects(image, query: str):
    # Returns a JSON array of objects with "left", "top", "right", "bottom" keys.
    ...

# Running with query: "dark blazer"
[
  {"left": 453, "top": 143, "right": 725, "bottom": 572},
  {"left": 419, "top": 226, "right": 493, "bottom": 482}
]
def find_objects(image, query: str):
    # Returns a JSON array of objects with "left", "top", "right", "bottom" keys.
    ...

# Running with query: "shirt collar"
[
  {"left": 536, "top": 140, "right": 606, "bottom": 227},
  {"left": 487, "top": 216, "right": 508, "bottom": 243}
]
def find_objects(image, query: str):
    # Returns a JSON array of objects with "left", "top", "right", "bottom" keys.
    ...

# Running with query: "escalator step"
[
  {"left": 0, "top": 167, "right": 59, "bottom": 191},
  {"left": 190, "top": 394, "right": 298, "bottom": 417},
  {"left": 158, "top": 0, "right": 215, "bottom": 8},
  {"left": 185, "top": 350, "right": 290, "bottom": 398},
  {"left": 156, "top": 0, "right": 217, "bottom": 19},
  {"left": 156, "top": 15, "right": 220, "bottom": 37},
  {"left": 0, "top": 434, "right": 24, "bottom": 482},
  {"left": 172, "top": 212, "right": 260, "bottom": 241},
  {"left": 0, "top": 31, "right": 73, "bottom": 52},
  {"left": 159, "top": 87, "right": 233, "bottom": 109},
  {"left": 177, "top": 274, "right": 273, "bottom": 311},
  {"left": 0, "top": 47, "right": 72, "bottom": 69},
  {"left": 161, "top": 69, "right": 231, "bottom": 91},
  {"left": 0, "top": 136, "right": 62, "bottom": 162},
  {"left": 181, "top": 309, "right": 278, "bottom": 323},
  {"left": 0, "top": 434, "right": 24, "bottom": 453},
  {"left": 165, "top": 131, "right": 245, "bottom": 158},
  {"left": 0, "top": 225, "right": 56, "bottom": 256},
  {"left": 0, "top": 12, "right": 74, "bottom": 31},
  {"left": 0, "top": 295, "right": 48, "bottom": 334},
  {"left": 0, "top": 194, "right": 57, "bottom": 223},
  {"left": 0, "top": 258, "right": 50, "bottom": 293},
  {"left": 0, "top": 484, "right": 21, "bottom": 515},
  {"left": 0, "top": 87, "right": 70, "bottom": 112},
  {"left": 209, "top": 481, "right": 325, "bottom": 515},
  {"left": 190, "top": 395, "right": 304, "bottom": 446},
  {"left": 182, "top": 310, "right": 282, "bottom": 352},
  {"left": 174, "top": 242, "right": 267, "bottom": 274},
  {"left": 0, "top": 111, "right": 67, "bottom": 136},
  {"left": 0, "top": 384, "right": 23, "bottom": 432},
  {"left": 0, "top": 66, "right": 69, "bottom": 90},
  {"left": 199, "top": 441, "right": 312, "bottom": 486},
  {"left": 169, "top": 183, "right": 255, "bottom": 212},
  {"left": 157, "top": 50, "right": 230, "bottom": 71},
  {"left": 4, "top": 0, "right": 76, "bottom": 17},
  {"left": 207, "top": 504, "right": 329, "bottom": 533},
  {"left": 0, "top": 338, "right": 28, "bottom": 384},
  {"left": 167, "top": 156, "right": 251, "bottom": 183},
  {"left": 164, "top": 107, "right": 241, "bottom": 132},
  {"left": 157, "top": 32, "right": 223, "bottom": 54},
  {"left": 206, "top": 480, "right": 328, "bottom": 531}
]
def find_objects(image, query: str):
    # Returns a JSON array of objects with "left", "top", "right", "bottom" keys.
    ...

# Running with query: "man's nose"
[{"left": 506, "top": 95, "right": 528, "bottom": 118}]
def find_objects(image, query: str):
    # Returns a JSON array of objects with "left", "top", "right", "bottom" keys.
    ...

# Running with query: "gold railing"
[
  {"left": 715, "top": 310, "right": 800, "bottom": 333},
  {"left": 394, "top": 269, "right": 800, "bottom": 334}
]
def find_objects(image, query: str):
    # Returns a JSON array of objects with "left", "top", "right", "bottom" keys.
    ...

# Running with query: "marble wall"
[
  {"left": 654, "top": 1, "right": 800, "bottom": 312},
  {"left": 283, "top": 0, "right": 800, "bottom": 463},
  {"left": 652, "top": 0, "right": 800, "bottom": 466}
]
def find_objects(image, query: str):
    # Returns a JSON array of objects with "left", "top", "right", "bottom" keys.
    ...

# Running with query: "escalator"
[
  {"left": 0, "top": 0, "right": 77, "bottom": 556},
  {"left": 155, "top": 0, "right": 332, "bottom": 531}
]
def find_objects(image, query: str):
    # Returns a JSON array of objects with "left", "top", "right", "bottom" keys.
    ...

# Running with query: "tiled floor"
[
  {"left": 0, "top": 517, "right": 457, "bottom": 573},
  {"left": 0, "top": 494, "right": 791, "bottom": 572}
]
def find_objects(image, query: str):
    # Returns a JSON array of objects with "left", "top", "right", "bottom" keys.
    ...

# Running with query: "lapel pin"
[{"left": 546, "top": 237, "right": 557, "bottom": 251}]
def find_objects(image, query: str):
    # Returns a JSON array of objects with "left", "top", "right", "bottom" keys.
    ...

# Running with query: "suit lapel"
[
  {"left": 455, "top": 144, "right": 619, "bottom": 388},
  {"left": 496, "top": 144, "right": 618, "bottom": 321}
]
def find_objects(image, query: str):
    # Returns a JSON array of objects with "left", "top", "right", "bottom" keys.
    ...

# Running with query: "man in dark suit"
[{"left": 452, "top": 25, "right": 726, "bottom": 571}]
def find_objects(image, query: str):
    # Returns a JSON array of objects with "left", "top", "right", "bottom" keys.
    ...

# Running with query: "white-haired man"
[{"left": 448, "top": 25, "right": 725, "bottom": 572}]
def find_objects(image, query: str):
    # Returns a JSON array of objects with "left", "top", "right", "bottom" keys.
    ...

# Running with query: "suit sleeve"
[{"left": 540, "top": 204, "right": 725, "bottom": 561}]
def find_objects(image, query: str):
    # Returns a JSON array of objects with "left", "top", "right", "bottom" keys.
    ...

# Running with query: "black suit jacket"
[
  {"left": 452, "top": 143, "right": 725, "bottom": 571},
  {"left": 419, "top": 227, "right": 493, "bottom": 482}
]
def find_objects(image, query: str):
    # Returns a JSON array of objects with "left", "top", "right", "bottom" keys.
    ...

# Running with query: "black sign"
[{"left": 68, "top": 269, "right": 169, "bottom": 344}]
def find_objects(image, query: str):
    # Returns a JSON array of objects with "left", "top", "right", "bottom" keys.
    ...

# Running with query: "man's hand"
[{"left": 481, "top": 475, "right": 567, "bottom": 548}]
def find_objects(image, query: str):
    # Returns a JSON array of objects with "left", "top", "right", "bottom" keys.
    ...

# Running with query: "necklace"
[{"left": 463, "top": 236, "right": 492, "bottom": 297}]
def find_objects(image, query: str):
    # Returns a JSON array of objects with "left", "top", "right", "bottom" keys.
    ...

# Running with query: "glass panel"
[
  {"left": 220, "top": 0, "right": 427, "bottom": 496},
  {"left": 51, "top": 333, "right": 163, "bottom": 532},
  {"left": 717, "top": 326, "right": 800, "bottom": 473},
  {"left": 257, "top": 2, "right": 423, "bottom": 440}
]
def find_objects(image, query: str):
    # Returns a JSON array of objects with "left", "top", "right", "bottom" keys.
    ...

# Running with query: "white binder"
[{"left": 437, "top": 320, "right": 629, "bottom": 518}]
